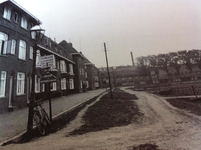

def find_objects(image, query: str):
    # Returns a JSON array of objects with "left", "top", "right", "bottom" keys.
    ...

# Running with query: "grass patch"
[
  {"left": 166, "top": 98, "right": 201, "bottom": 116},
  {"left": 69, "top": 89, "right": 142, "bottom": 136}
]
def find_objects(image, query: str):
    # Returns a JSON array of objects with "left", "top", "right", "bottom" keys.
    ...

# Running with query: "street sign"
[
  {"left": 40, "top": 78, "right": 57, "bottom": 84},
  {"left": 41, "top": 55, "right": 56, "bottom": 68}
]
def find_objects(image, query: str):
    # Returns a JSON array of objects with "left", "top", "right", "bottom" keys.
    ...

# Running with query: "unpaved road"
[{"left": 1, "top": 88, "right": 201, "bottom": 150}]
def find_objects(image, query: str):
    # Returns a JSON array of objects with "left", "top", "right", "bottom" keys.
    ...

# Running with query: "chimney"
[{"left": 130, "top": 52, "right": 135, "bottom": 67}]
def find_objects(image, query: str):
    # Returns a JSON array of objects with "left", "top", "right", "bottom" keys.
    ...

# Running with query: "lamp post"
[{"left": 27, "top": 26, "right": 45, "bottom": 133}]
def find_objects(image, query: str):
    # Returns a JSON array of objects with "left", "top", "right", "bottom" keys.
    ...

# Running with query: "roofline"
[
  {"left": 38, "top": 45, "right": 75, "bottom": 64},
  {"left": 1, "top": 0, "right": 42, "bottom": 24}
]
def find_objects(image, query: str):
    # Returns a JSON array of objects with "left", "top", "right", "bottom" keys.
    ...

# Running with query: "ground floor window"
[
  {"left": 41, "top": 84, "right": 45, "bottom": 92},
  {"left": 61, "top": 78, "right": 66, "bottom": 90},
  {"left": 69, "top": 79, "right": 74, "bottom": 89},
  {"left": 51, "top": 82, "right": 57, "bottom": 91},
  {"left": 17, "top": 72, "right": 25, "bottom": 95},
  {"left": 86, "top": 81, "right": 89, "bottom": 88},
  {"left": 35, "top": 75, "right": 40, "bottom": 93},
  {"left": 0, "top": 71, "right": 7, "bottom": 97},
  {"left": 80, "top": 80, "right": 82, "bottom": 88}
]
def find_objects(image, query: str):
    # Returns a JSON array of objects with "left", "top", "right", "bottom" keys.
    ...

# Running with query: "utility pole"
[{"left": 104, "top": 43, "right": 113, "bottom": 99}]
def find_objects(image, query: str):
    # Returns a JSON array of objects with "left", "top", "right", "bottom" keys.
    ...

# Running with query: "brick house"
[
  {"left": 59, "top": 40, "right": 87, "bottom": 93},
  {"left": 0, "top": 0, "right": 42, "bottom": 112}
]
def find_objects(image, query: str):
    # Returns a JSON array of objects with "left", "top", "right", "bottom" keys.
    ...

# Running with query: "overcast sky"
[{"left": 12, "top": 0, "right": 201, "bottom": 67}]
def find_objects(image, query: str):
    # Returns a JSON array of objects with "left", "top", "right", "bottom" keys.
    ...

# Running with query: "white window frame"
[
  {"left": 82, "top": 68, "right": 84, "bottom": 75},
  {"left": 21, "top": 17, "right": 28, "bottom": 29},
  {"left": 11, "top": 39, "right": 16, "bottom": 54},
  {"left": 60, "top": 60, "right": 67, "bottom": 72},
  {"left": 69, "top": 79, "right": 74, "bottom": 89},
  {"left": 41, "top": 84, "right": 45, "bottom": 92},
  {"left": 19, "top": 40, "right": 26, "bottom": 60},
  {"left": 80, "top": 80, "right": 82, "bottom": 88},
  {"left": 3, "top": 7, "right": 11, "bottom": 20},
  {"left": 69, "top": 64, "right": 73, "bottom": 74},
  {"left": 17, "top": 72, "right": 25, "bottom": 95},
  {"left": 86, "top": 81, "right": 89, "bottom": 88},
  {"left": 29, "top": 46, "right": 33, "bottom": 59},
  {"left": 61, "top": 78, "right": 67, "bottom": 90},
  {"left": 35, "top": 75, "right": 40, "bottom": 93},
  {"left": 0, "top": 32, "right": 8, "bottom": 55},
  {"left": 0, "top": 71, "right": 7, "bottom": 97},
  {"left": 51, "top": 82, "right": 57, "bottom": 91}
]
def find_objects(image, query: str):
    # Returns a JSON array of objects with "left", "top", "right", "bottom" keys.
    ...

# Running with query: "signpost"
[{"left": 40, "top": 67, "right": 57, "bottom": 123}]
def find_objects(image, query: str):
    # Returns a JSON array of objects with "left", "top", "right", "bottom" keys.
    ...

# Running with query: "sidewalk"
[{"left": 0, "top": 89, "right": 105, "bottom": 144}]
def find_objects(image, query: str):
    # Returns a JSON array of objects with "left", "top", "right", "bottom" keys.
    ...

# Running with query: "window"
[
  {"left": 19, "top": 40, "right": 26, "bottom": 60},
  {"left": 35, "top": 75, "right": 40, "bottom": 93},
  {"left": 14, "top": 12, "right": 18, "bottom": 22},
  {"left": 80, "top": 80, "right": 82, "bottom": 88},
  {"left": 0, "top": 32, "right": 8, "bottom": 55},
  {"left": 29, "top": 46, "right": 33, "bottom": 59},
  {"left": 86, "top": 81, "right": 89, "bottom": 88},
  {"left": 79, "top": 68, "right": 82, "bottom": 75},
  {"left": 69, "top": 79, "right": 74, "bottom": 89},
  {"left": 57, "top": 60, "right": 60, "bottom": 69},
  {"left": 3, "top": 7, "right": 11, "bottom": 20},
  {"left": 0, "top": 71, "right": 7, "bottom": 97},
  {"left": 69, "top": 64, "right": 73, "bottom": 74},
  {"left": 85, "top": 72, "right": 87, "bottom": 78},
  {"left": 82, "top": 68, "right": 84, "bottom": 75},
  {"left": 51, "top": 82, "right": 57, "bottom": 91},
  {"left": 41, "top": 84, "right": 45, "bottom": 92},
  {"left": 17, "top": 72, "right": 25, "bottom": 95},
  {"left": 21, "top": 17, "right": 27, "bottom": 29},
  {"left": 60, "top": 60, "right": 67, "bottom": 72},
  {"left": 61, "top": 78, "right": 66, "bottom": 90},
  {"left": 11, "top": 39, "right": 16, "bottom": 54}
]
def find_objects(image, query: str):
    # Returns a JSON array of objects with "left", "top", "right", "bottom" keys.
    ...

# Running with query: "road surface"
[{"left": 1, "top": 88, "right": 201, "bottom": 149}]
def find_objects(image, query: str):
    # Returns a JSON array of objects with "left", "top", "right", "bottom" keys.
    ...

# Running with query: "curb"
[{"left": 0, "top": 91, "right": 106, "bottom": 146}]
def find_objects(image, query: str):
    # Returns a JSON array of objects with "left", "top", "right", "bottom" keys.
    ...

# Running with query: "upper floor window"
[
  {"left": 69, "top": 64, "right": 73, "bottom": 74},
  {"left": 3, "top": 7, "right": 11, "bottom": 20},
  {"left": 60, "top": 60, "right": 67, "bottom": 72},
  {"left": 0, "top": 71, "right": 7, "bottom": 97},
  {"left": 21, "top": 17, "right": 27, "bottom": 29},
  {"left": 19, "top": 40, "right": 26, "bottom": 60},
  {"left": 11, "top": 39, "right": 16, "bottom": 54},
  {"left": 14, "top": 12, "right": 18, "bottom": 23},
  {"left": 0, "top": 32, "right": 8, "bottom": 55}
]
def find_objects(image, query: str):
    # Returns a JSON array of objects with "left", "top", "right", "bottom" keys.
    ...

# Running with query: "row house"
[
  {"left": 59, "top": 40, "right": 87, "bottom": 93},
  {"left": 85, "top": 60, "right": 100, "bottom": 90},
  {"left": 99, "top": 66, "right": 151, "bottom": 88},
  {"left": 34, "top": 36, "right": 75, "bottom": 98},
  {"left": 0, "top": 0, "right": 42, "bottom": 112},
  {"left": 0, "top": 0, "right": 99, "bottom": 113}
]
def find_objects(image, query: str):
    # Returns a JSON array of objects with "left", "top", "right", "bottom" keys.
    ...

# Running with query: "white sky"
[{"left": 12, "top": 0, "right": 201, "bottom": 67}]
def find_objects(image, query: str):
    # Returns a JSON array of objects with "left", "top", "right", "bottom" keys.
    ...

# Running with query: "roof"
[{"left": 0, "top": 0, "right": 41, "bottom": 24}]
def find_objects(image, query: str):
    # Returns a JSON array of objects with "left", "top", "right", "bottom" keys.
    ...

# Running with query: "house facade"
[
  {"left": 0, "top": 0, "right": 42, "bottom": 112},
  {"left": 0, "top": 1, "right": 100, "bottom": 113}
]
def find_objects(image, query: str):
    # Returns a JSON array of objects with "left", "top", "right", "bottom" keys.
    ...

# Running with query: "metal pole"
[
  {"left": 48, "top": 82, "right": 52, "bottom": 123},
  {"left": 104, "top": 43, "right": 113, "bottom": 99},
  {"left": 27, "top": 43, "right": 37, "bottom": 133}
]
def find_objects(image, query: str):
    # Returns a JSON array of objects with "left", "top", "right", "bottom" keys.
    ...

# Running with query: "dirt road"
[{"left": 1, "top": 88, "right": 201, "bottom": 150}]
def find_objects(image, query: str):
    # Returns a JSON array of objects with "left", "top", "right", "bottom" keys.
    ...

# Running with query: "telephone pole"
[{"left": 104, "top": 43, "right": 113, "bottom": 99}]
